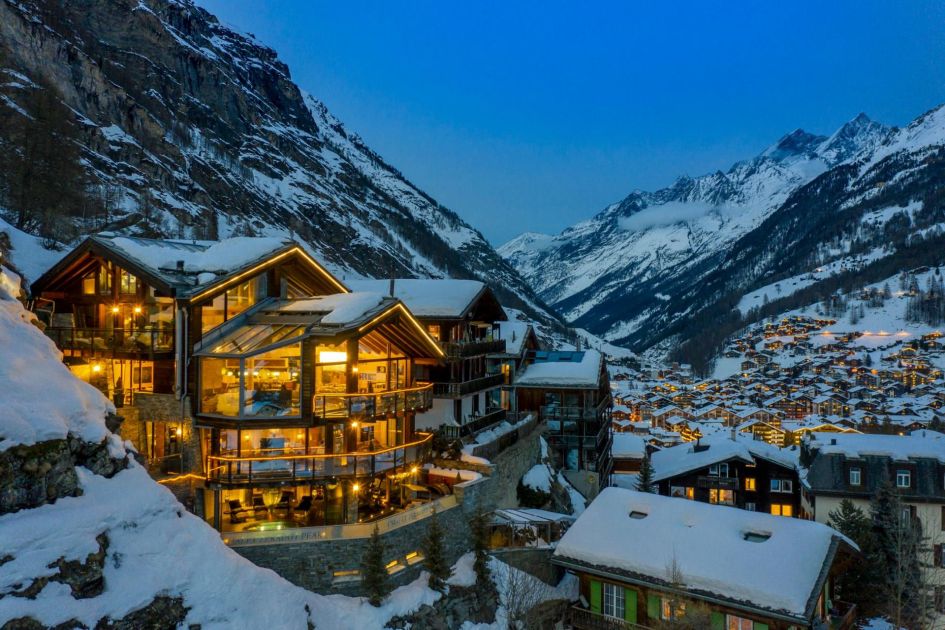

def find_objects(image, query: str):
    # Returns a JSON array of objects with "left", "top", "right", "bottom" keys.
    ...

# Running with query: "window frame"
[
  {"left": 602, "top": 582, "right": 625, "bottom": 620},
  {"left": 896, "top": 469, "right": 912, "bottom": 489},
  {"left": 726, "top": 614, "right": 754, "bottom": 630},
  {"left": 849, "top": 467, "right": 861, "bottom": 487}
]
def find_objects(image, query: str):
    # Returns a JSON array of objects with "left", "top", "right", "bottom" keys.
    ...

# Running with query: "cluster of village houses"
[{"left": 27, "top": 233, "right": 945, "bottom": 629}]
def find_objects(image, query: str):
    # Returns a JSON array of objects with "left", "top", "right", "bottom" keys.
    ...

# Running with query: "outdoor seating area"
[{"left": 215, "top": 472, "right": 454, "bottom": 532}]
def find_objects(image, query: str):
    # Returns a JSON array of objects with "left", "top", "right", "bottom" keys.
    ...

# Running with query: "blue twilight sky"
[{"left": 197, "top": 1, "right": 945, "bottom": 245}]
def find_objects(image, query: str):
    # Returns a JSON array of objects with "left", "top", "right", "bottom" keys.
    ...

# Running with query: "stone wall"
[{"left": 233, "top": 477, "right": 491, "bottom": 596}]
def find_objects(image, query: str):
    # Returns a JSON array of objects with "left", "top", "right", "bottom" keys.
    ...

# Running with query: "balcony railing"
[
  {"left": 568, "top": 606, "right": 651, "bottom": 630},
  {"left": 441, "top": 339, "right": 506, "bottom": 357},
  {"left": 207, "top": 432, "right": 434, "bottom": 485},
  {"left": 432, "top": 373, "right": 505, "bottom": 398},
  {"left": 45, "top": 326, "right": 174, "bottom": 355},
  {"left": 696, "top": 475, "right": 740, "bottom": 490},
  {"left": 312, "top": 384, "right": 433, "bottom": 421}
]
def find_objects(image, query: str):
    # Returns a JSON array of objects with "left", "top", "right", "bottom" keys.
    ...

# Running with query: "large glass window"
[
  {"left": 97, "top": 263, "right": 113, "bottom": 296},
  {"left": 242, "top": 345, "right": 301, "bottom": 418},
  {"left": 602, "top": 583, "right": 625, "bottom": 619},
  {"left": 200, "top": 358, "right": 238, "bottom": 417},
  {"left": 201, "top": 294, "right": 226, "bottom": 334},
  {"left": 119, "top": 268, "right": 138, "bottom": 295},
  {"left": 200, "top": 274, "right": 267, "bottom": 334},
  {"left": 199, "top": 344, "right": 301, "bottom": 419}
]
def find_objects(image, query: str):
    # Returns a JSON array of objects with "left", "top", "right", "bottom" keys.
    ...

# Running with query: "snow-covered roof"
[
  {"left": 275, "top": 292, "right": 389, "bottom": 324},
  {"left": 554, "top": 488, "right": 852, "bottom": 619},
  {"left": 496, "top": 320, "right": 532, "bottom": 355},
  {"left": 650, "top": 438, "right": 754, "bottom": 482},
  {"left": 808, "top": 433, "right": 945, "bottom": 462},
  {"left": 346, "top": 278, "right": 490, "bottom": 318},
  {"left": 611, "top": 433, "right": 647, "bottom": 458},
  {"left": 515, "top": 350, "right": 604, "bottom": 388}
]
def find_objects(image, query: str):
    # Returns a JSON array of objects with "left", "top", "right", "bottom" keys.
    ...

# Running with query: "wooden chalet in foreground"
[
  {"left": 31, "top": 234, "right": 457, "bottom": 533},
  {"left": 553, "top": 488, "right": 859, "bottom": 630}
]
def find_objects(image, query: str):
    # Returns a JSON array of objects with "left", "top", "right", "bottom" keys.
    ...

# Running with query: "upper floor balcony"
[
  {"left": 440, "top": 338, "right": 506, "bottom": 358},
  {"left": 45, "top": 326, "right": 174, "bottom": 357},
  {"left": 432, "top": 373, "right": 505, "bottom": 398}
]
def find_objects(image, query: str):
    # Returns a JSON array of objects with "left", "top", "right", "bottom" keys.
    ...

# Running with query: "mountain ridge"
[{"left": 0, "top": 0, "right": 557, "bottom": 321}]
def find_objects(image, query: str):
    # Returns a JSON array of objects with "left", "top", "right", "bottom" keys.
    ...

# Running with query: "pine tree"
[
  {"left": 361, "top": 524, "right": 391, "bottom": 607},
  {"left": 827, "top": 500, "right": 874, "bottom": 609},
  {"left": 869, "top": 482, "right": 925, "bottom": 627},
  {"left": 423, "top": 509, "right": 452, "bottom": 592},
  {"left": 636, "top": 453, "right": 656, "bottom": 493},
  {"left": 470, "top": 502, "right": 491, "bottom": 586}
]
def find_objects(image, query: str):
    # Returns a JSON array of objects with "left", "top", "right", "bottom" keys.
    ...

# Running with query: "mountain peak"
[
  {"left": 761, "top": 129, "right": 828, "bottom": 162},
  {"left": 817, "top": 112, "right": 890, "bottom": 164}
]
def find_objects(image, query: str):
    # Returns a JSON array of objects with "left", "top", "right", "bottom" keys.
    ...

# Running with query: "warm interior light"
[
  {"left": 175, "top": 427, "right": 183, "bottom": 437},
  {"left": 318, "top": 351, "right": 347, "bottom": 363},
  {"left": 411, "top": 465, "right": 418, "bottom": 474}
]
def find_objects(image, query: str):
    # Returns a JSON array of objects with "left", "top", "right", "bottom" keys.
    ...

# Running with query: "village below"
[{"left": 1, "top": 1, "right": 944, "bottom": 629}]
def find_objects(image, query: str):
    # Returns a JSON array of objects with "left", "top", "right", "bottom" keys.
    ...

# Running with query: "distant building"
[
  {"left": 801, "top": 432, "right": 945, "bottom": 621},
  {"left": 513, "top": 349, "right": 612, "bottom": 496},
  {"left": 651, "top": 435, "right": 801, "bottom": 516}
]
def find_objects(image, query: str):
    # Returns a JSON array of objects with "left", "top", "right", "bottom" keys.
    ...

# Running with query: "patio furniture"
[
  {"left": 227, "top": 499, "right": 249, "bottom": 524},
  {"left": 293, "top": 495, "right": 313, "bottom": 514},
  {"left": 251, "top": 494, "right": 268, "bottom": 515},
  {"left": 274, "top": 490, "right": 294, "bottom": 512}
]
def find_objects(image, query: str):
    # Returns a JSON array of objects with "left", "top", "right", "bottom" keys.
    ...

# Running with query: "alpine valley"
[{"left": 500, "top": 106, "right": 945, "bottom": 370}]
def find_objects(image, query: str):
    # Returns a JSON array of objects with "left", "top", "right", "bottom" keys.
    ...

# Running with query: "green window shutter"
[
  {"left": 711, "top": 612, "right": 725, "bottom": 630},
  {"left": 647, "top": 594, "right": 660, "bottom": 619},
  {"left": 589, "top": 579, "right": 601, "bottom": 614},
  {"left": 624, "top": 588, "right": 637, "bottom": 622},
  {"left": 753, "top": 623, "right": 769, "bottom": 630}
]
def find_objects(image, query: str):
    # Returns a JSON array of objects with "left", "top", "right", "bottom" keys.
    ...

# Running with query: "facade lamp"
[{"left": 111, "top": 306, "right": 120, "bottom": 314}]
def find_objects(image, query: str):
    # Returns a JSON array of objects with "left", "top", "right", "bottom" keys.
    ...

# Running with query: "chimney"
[
  {"left": 830, "top": 438, "right": 837, "bottom": 446},
  {"left": 176, "top": 260, "right": 184, "bottom": 272},
  {"left": 389, "top": 277, "right": 396, "bottom": 297}
]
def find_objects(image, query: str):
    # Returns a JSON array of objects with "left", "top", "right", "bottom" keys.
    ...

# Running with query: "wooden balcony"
[
  {"left": 696, "top": 476, "right": 740, "bottom": 490},
  {"left": 441, "top": 339, "right": 506, "bottom": 358},
  {"left": 432, "top": 373, "right": 505, "bottom": 398},
  {"left": 45, "top": 326, "right": 174, "bottom": 357},
  {"left": 206, "top": 432, "right": 434, "bottom": 486},
  {"left": 568, "top": 606, "right": 651, "bottom": 630}
]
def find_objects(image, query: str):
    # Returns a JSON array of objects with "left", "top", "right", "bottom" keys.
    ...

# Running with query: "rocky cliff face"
[
  {"left": 0, "top": 0, "right": 553, "bottom": 319},
  {"left": 501, "top": 108, "right": 945, "bottom": 364}
]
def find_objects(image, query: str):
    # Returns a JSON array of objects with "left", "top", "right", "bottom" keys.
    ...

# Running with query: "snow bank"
[
  {"left": 521, "top": 464, "right": 553, "bottom": 492},
  {"left": 0, "top": 267, "right": 116, "bottom": 453}
]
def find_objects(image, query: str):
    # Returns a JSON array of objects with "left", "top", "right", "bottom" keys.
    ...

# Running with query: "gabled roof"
[
  {"left": 32, "top": 234, "right": 347, "bottom": 299},
  {"left": 195, "top": 293, "right": 444, "bottom": 359},
  {"left": 650, "top": 438, "right": 754, "bottom": 482},
  {"left": 346, "top": 278, "right": 506, "bottom": 321},
  {"left": 553, "top": 488, "right": 855, "bottom": 622}
]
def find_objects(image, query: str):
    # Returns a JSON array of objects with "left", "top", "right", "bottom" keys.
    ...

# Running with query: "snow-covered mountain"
[
  {"left": 500, "top": 107, "right": 945, "bottom": 366},
  {"left": 0, "top": 0, "right": 553, "bottom": 319}
]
